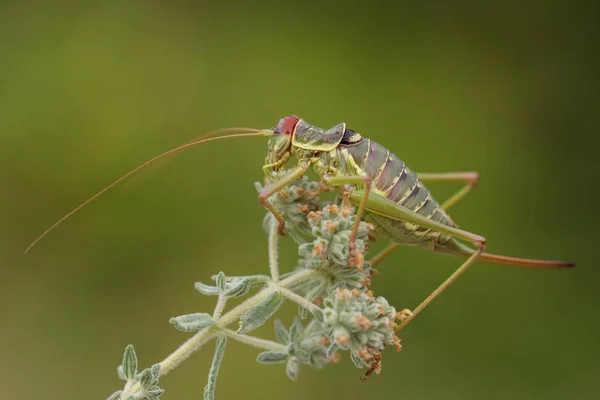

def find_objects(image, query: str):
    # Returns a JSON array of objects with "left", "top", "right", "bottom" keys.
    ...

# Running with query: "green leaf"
[
  {"left": 306, "top": 281, "right": 325, "bottom": 301},
  {"left": 298, "top": 304, "right": 309, "bottom": 319},
  {"left": 194, "top": 282, "right": 220, "bottom": 296},
  {"left": 204, "top": 336, "right": 227, "bottom": 400},
  {"left": 256, "top": 351, "right": 288, "bottom": 364},
  {"left": 122, "top": 345, "right": 137, "bottom": 381},
  {"left": 295, "top": 348, "right": 310, "bottom": 363},
  {"left": 224, "top": 278, "right": 250, "bottom": 298},
  {"left": 299, "top": 285, "right": 323, "bottom": 319},
  {"left": 289, "top": 322, "right": 298, "bottom": 344},
  {"left": 238, "top": 291, "right": 282, "bottom": 334},
  {"left": 150, "top": 363, "right": 161, "bottom": 381},
  {"left": 147, "top": 386, "right": 165, "bottom": 398},
  {"left": 310, "top": 305, "right": 324, "bottom": 322},
  {"left": 117, "top": 365, "right": 126, "bottom": 381},
  {"left": 170, "top": 313, "right": 214, "bottom": 332},
  {"left": 286, "top": 357, "right": 300, "bottom": 381},
  {"left": 291, "top": 317, "right": 305, "bottom": 337},
  {"left": 245, "top": 275, "right": 271, "bottom": 287},
  {"left": 287, "top": 343, "right": 297, "bottom": 357},
  {"left": 138, "top": 368, "right": 156, "bottom": 390},
  {"left": 274, "top": 320, "right": 289, "bottom": 344},
  {"left": 216, "top": 272, "right": 226, "bottom": 292}
]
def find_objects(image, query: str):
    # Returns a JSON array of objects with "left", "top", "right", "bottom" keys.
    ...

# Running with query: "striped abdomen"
[{"left": 336, "top": 137, "right": 456, "bottom": 247}]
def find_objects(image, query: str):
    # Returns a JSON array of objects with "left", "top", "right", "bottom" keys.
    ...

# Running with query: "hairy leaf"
[
  {"left": 170, "top": 313, "right": 214, "bottom": 332},
  {"left": 238, "top": 291, "right": 282, "bottom": 334}
]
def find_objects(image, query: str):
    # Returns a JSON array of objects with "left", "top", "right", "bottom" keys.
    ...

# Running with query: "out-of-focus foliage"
[{"left": 0, "top": 1, "right": 596, "bottom": 399}]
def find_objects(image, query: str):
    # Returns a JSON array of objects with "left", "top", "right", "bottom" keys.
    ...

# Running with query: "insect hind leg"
[
  {"left": 396, "top": 241, "right": 486, "bottom": 333},
  {"left": 346, "top": 189, "right": 487, "bottom": 331},
  {"left": 369, "top": 171, "right": 480, "bottom": 268}
]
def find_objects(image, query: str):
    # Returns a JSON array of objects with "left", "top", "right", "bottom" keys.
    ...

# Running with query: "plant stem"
[
  {"left": 158, "top": 268, "right": 319, "bottom": 377},
  {"left": 160, "top": 326, "right": 219, "bottom": 376},
  {"left": 216, "top": 269, "right": 318, "bottom": 328},
  {"left": 221, "top": 328, "right": 287, "bottom": 352},
  {"left": 204, "top": 335, "right": 227, "bottom": 400},
  {"left": 213, "top": 294, "right": 227, "bottom": 320},
  {"left": 279, "top": 287, "right": 315, "bottom": 310},
  {"left": 268, "top": 217, "right": 280, "bottom": 283}
]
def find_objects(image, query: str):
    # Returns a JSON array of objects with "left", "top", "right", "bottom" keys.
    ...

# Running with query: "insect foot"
[{"left": 395, "top": 308, "right": 415, "bottom": 333}]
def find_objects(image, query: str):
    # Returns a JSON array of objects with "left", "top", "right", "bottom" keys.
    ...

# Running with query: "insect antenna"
[
  {"left": 122, "top": 127, "right": 269, "bottom": 192},
  {"left": 25, "top": 128, "right": 269, "bottom": 253}
]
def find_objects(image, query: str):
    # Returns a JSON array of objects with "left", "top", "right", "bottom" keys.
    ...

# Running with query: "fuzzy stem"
[
  {"left": 216, "top": 269, "right": 318, "bottom": 328},
  {"left": 213, "top": 294, "right": 227, "bottom": 320},
  {"left": 221, "top": 328, "right": 287, "bottom": 352},
  {"left": 160, "top": 326, "right": 219, "bottom": 376},
  {"left": 268, "top": 217, "right": 280, "bottom": 283},
  {"left": 204, "top": 335, "right": 227, "bottom": 400},
  {"left": 157, "top": 268, "right": 319, "bottom": 378},
  {"left": 279, "top": 287, "right": 316, "bottom": 310}
]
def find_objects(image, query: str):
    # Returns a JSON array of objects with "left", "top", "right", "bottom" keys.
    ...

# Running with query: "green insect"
[
  {"left": 26, "top": 116, "right": 575, "bottom": 330},
  {"left": 259, "top": 116, "right": 574, "bottom": 329}
]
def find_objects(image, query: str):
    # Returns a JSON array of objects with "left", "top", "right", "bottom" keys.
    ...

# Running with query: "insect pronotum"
[{"left": 26, "top": 116, "right": 575, "bottom": 330}]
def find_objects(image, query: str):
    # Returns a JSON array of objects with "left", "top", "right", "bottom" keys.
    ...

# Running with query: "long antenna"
[
  {"left": 25, "top": 129, "right": 268, "bottom": 253},
  {"left": 122, "top": 127, "right": 269, "bottom": 192}
]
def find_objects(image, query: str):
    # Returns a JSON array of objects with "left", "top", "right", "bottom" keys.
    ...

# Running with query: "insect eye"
[{"left": 274, "top": 116, "right": 299, "bottom": 135}]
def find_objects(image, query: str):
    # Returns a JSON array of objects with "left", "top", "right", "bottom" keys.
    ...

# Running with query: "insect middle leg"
[
  {"left": 322, "top": 174, "right": 372, "bottom": 265},
  {"left": 370, "top": 171, "right": 480, "bottom": 268},
  {"left": 416, "top": 171, "right": 479, "bottom": 210}
]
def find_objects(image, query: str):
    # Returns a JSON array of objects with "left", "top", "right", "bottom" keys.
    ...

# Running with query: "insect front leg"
[
  {"left": 262, "top": 152, "right": 292, "bottom": 178},
  {"left": 258, "top": 164, "right": 308, "bottom": 235}
]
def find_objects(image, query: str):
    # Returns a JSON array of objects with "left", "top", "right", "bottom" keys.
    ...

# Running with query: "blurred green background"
[{"left": 1, "top": 1, "right": 597, "bottom": 399}]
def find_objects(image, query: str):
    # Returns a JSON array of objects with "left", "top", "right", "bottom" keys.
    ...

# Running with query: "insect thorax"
[
  {"left": 310, "top": 149, "right": 338, "bottom": 178},
  {"left": 304, "top": 129, "right": 365, "bottom": 180}
]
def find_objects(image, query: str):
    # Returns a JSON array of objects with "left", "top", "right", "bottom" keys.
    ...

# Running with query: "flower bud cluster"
[
  {"left": 298, "top": 203, "right": 374, "bottom": 296},
  {"left": 255, "top": 173, "right": 321, "bottom": 236},
  {"left": 254, "top": 170, "right": 405, "bottom": 380},
  {"left": 257, "top": 318, "right": 331, "bottom": 381},
  {"left": 322, "top": 288, "right": 402, "bottom": 373},
  {"left": 261, "top": 287, "right": 402, "bottom": 381}
]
